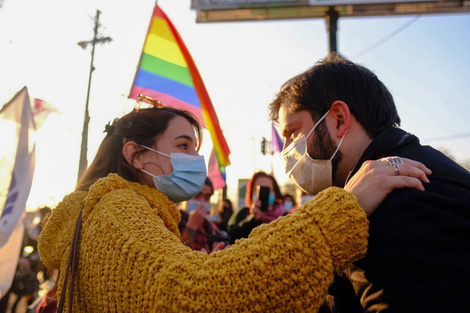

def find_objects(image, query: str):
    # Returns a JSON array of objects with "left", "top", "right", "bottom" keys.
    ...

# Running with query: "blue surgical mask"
[
  {"left": 185, "top": 200, "right": 210, "bottom": 214},
  {"left": 139, "top": 145, "right": 207, "bottom": 203},
  {"left": 284, "top": 200, "right": 293, "bottom": 212},
  {"left": 268, "top": 193, "right": 275, "bottom": 206},
  {"left": 185, "top": 200, "right": 200, "bottom": 213}
]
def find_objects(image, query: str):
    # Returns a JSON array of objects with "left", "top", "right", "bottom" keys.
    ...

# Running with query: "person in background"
[
  {"left": 179, "top": 177, "right": 230, "bottom": 253},
  {"left": 269, "top": 52, "right": 470, "bottom": 312},
  {"left": 227, "top": 172, "right": 287, "bottom": 243},
  {"left": 38, "top": 98, "right": 431, "bottom": 312},
  {"left": 282, "top": 193, "right": 297, "bottom": 214},
  {"left": 216, "top": 198, "right": 233, "bottom": 232}
]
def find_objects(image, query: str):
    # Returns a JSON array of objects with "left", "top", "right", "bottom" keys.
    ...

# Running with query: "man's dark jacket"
[{"left": 327, "top": 127, "right": 470, "bottom": 313}]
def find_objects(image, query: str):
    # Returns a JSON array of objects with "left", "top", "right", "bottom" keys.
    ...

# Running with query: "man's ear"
[
  {"left": 122, "top": 141, "right": 145, "bottom": 169},
  {"left": 329, "top": 100, "right": 350, "bottom": 138}
]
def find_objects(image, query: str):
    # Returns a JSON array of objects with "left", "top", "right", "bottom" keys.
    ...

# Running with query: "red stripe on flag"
[{"left": 155, "top": 5, "right": 231, "bottom": 166}]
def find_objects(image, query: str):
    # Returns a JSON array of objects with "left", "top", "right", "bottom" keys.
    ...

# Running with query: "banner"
[
  {"left": 0, "top": 86, "right": 36, "bottom": 297},
  {"left": 208, "top": 148, "right": 226, "bottom": 189},
  {"left": 129, "top": 4, "right": 231, "bottom": 169}
]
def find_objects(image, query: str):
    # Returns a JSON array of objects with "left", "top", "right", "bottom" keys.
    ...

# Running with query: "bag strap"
[{"left": 57, "top": 205, "right": 84, "bottom": 313}]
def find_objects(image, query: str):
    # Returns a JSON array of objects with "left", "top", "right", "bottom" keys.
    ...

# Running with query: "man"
[{"left": 269, "top": 53, "right": 470, "bottom": 312}]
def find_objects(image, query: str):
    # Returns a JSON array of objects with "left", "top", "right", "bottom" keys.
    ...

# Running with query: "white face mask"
[
  {"left": 139, "top": 145, "right": 207, "bottom": 203},
  {"left": 282, "top": 110, "right": 346, "bottom": 195}
]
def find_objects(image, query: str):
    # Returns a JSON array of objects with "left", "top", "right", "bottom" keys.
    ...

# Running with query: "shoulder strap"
[{"left": 57, "top": 205, "right": 84, "bottom": 313}]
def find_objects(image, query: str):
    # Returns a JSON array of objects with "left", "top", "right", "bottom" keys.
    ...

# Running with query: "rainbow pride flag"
[{"left": 129, "top": 5, "right": 230, "bottom": 168}]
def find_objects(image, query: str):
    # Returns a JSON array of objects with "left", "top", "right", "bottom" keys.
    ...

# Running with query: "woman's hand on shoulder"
[{"left": 344, "top": 157, "right": 431, "bottom": 216}]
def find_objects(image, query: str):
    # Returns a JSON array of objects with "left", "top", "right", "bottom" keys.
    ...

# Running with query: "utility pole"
[
  {"left": 77, "top": 10, "right": 112, "bottom": 183},
  {"left": 325, "top": 7, "right": 339, "bottom": 53}
]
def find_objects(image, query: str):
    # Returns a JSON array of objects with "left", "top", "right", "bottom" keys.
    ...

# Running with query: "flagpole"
[{"left": 77, "top": 10, "right": 112, "bottom": 183}]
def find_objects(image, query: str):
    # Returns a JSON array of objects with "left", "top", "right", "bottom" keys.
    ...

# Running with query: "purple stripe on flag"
[
  {"left": 133, "top": 69, "right": 201, "bottom": 108},
  {"left": 129, "top": 86, "right": 206, "bottom": 128}
]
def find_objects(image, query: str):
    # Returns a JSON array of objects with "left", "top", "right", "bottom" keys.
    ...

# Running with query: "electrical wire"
[
  {"left": 351, "top": 0, "right": 448, "bottom": 59},
  {"left": 351, "top": 15, "right": 421, "bottom": 59}
]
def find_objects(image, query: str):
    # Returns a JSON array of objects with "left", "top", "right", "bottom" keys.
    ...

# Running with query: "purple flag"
[{"left": 271, "top": 123, "right": 283, "bottom": 153}]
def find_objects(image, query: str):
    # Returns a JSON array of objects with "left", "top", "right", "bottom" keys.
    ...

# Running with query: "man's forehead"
[
  {"left": 279, "top": 107, "right": 312, "bottom": 130},
  {"left": 279, "top": 105, "right": 296, "bottom": 124}
]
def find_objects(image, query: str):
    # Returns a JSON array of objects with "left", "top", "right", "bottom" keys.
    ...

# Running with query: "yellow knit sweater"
[{"left": 38, "top": 174, "right": 368, "bottom": 312}]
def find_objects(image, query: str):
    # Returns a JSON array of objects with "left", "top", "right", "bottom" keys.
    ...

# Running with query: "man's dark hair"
[{"left": 269, "top": 52, "right": 400, "bottom": 138}]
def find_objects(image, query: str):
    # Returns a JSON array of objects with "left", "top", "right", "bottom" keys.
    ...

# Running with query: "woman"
[
  {"left": 38, "top": 103, "right": 430, "bottom": 312},
  {"left": 227, "top": 171, "right": 286, "bottom": 243},
  {"left": 179, "top": 177, "right": 230, "bottom": 253},
  {"left": 282, "top": 193, "right": 297, "bottom": 214},
  {"left": 216, "top": 198, "right": 233, "bottom": 232}
]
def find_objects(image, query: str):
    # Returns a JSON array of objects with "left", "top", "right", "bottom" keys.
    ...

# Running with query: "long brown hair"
[{"left": 76, "top": 107, "right": 202, "bottom": 191}]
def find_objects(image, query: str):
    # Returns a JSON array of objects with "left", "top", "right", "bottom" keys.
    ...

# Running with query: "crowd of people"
[{"left": 1, "top": 53, "right": 469, "bottom": 313}]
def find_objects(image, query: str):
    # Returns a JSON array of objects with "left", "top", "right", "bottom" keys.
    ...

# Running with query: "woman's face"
[
  {"left": 253, "top": 176, "right": 275, "bottom": 202},
  {"left": 139, "top": 115, "right": 199, "bottom": 187}
]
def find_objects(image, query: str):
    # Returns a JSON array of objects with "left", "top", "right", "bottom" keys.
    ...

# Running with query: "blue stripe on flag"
[{"left": 134, "top": 69, "right": 201, "bottom": 109}]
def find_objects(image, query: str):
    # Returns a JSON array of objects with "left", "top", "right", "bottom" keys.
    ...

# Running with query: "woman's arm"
[{"left": 79, "top": 187, "right": 367, "bottom": 312}]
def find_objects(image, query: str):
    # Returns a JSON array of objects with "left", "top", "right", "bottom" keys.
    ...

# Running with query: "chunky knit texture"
[{"left": 38, "top": 174, "right": 368, "bottom": 312}]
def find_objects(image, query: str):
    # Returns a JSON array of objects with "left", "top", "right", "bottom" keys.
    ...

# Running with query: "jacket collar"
[{"left": 346, "top": 127, "right": 420, "bottom": 183}]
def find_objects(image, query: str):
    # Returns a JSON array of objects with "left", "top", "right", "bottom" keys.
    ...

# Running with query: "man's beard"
[{"left": 307, "top": 122, "right": 343, "bottom": 186}]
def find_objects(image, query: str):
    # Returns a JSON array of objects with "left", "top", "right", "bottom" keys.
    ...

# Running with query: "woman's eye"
[{"left": 178, "top": 143, "right": 188, "bottom": 150}]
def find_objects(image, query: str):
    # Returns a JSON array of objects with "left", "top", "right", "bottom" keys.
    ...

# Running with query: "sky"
[{"left": 1, "top": 0, "right": 469, "bottom": 210}]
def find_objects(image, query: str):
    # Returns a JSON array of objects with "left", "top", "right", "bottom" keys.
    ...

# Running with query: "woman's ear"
[
  {"left": 122, "top": 141, "right": 144, "bottom": 169},
  {"left": 329, "top": 100, "right": 350, "bottom": 138}
]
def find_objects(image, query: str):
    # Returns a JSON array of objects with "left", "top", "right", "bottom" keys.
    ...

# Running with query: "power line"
[
  {"left": 423, "top": 133, "right": 470, "bottom": 142},
  {"left": 351, "top": 15, "right": 421, "bottom": 59},
  {"left": 351, "top": 0, "right": 449, "bottom": 59}
]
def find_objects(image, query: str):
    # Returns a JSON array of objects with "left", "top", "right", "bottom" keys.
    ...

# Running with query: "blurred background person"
[
  {"left": 282, "top": 193, "right": 298, "bottom": 214},
  {"left": 227, "top": 171, "right": 284, "bottom": 244},
  {"left": 216, "top": 199, "right": 233, "bottom": 232},
  {"left": 179, "top": 178, "right": 230, "bottom": 253}
]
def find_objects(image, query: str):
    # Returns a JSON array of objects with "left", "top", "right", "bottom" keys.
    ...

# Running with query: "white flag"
[{"left": 0, "top": 86, "right": 36, "bottom": 297}]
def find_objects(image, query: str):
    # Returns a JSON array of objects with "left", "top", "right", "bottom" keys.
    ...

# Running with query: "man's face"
[
  {"left": 279, "top": 108, "right": 315, "bottom": 150},
  {"left": 278, "top": 106, "right": 342, "bottom": 181}
]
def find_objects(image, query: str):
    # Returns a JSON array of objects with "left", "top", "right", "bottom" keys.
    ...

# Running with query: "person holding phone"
[{"left": 227, "top": 171, "right": 285, "bottom": 243}]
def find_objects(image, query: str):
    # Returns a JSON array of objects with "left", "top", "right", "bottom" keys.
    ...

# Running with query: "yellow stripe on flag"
[{"left": 144, "top": 33, "right": 188, "bottom": 68}]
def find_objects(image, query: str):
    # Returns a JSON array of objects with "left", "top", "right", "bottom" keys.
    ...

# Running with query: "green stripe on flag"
[{"left": 140, "top": 53, "right": 194, "bottom": 87}]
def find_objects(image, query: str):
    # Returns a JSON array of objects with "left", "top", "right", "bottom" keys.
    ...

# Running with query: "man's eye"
[{"left": 289, "top": 131, "right": 297, "bottom": 140}]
